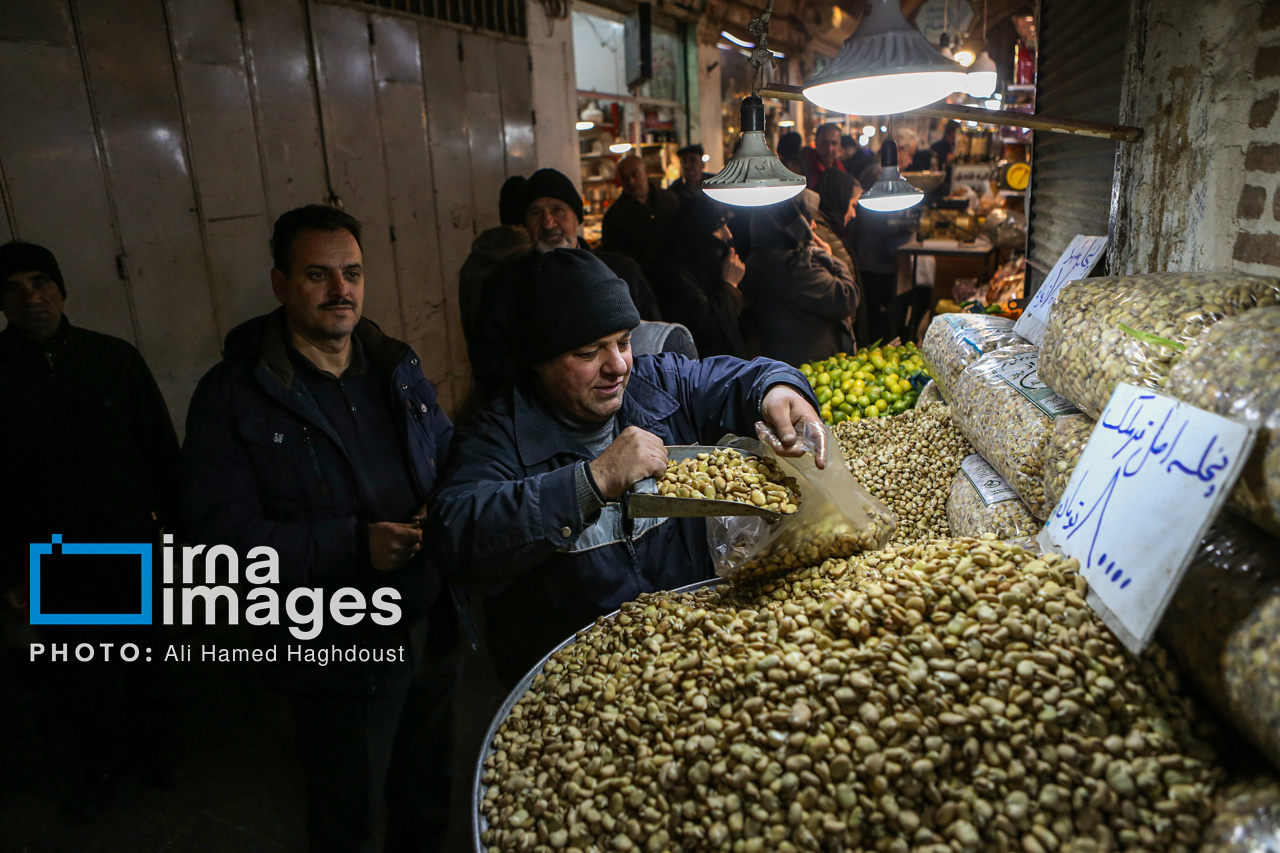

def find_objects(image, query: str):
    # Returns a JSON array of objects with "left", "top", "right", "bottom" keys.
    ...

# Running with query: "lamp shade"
[
  {"left": 858, "top": 138, "right": 924, "bottom": 212},
  {"left": 965, "top": 50, "right": 998, "bottom": 98},
  {"left": 802, "top": 0, "right": 967, "bottom": 115},
  {"left": 702, "top": 97, "right": 805, "bottom": 208}
]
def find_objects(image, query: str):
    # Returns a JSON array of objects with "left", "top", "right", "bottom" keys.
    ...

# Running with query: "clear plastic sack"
[
  {"left": 950, "top": 345, "right": 1079, "bottom": 520},
  {"left": 1166, "top": 307, "right": 1280, "bottom": 537},
  {"left": 920, "top": 314, "right": 1027, "bottom": 404},
  {"left": 1201, "top": 772, "right": 1280, "bottom": 853},
  {"left": 1041, "top": 413, "right": 1097, "bottom": 515},
  {"left": 1038, "top": 272, "right": 1280, "bottom": 419},
  {"left": 1159, "top": 516, "right": 1280, "bottom": 774},
  {"left": 915, "top": 380, "right": 945, "bottom": 411},
  {"left": 947, "top": 455, "right": 1043, "bottom": 539},
  {"left": 706, "top": 423, "right": 896, "bottom": 584}
]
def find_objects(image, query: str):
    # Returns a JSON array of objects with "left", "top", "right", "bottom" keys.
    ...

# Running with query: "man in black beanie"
[
  {"left": 431, "top": 248, "right": 826, "bottom": 687},
  {"left": 468, "top": 168, "right": 663, "bottom": 399},
  {"left": 0, "top": 239, "right": 182, "bottom": 821},
  {"left": 459, "top": 175, "right": 533, "bottom": 352}
]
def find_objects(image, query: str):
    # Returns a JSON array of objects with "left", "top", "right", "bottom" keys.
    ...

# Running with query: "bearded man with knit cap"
[
  {"left": 431, "top": 249, "right": 825, "bottom": 687},
  {"left": 468, "top": 168, "right": 667, "bottom": 400},
  {"left": 0, "top": 239, "right": 182, "bottom": 821}
]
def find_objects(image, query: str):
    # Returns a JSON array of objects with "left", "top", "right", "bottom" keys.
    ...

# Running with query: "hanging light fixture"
[
  {"left": 802, "top": 0, "right": 967, "bottom": 116},
  {"left": 965, "top": 0, "right": 998, "bottom": 98},
  {"left": 858, "top": 137, "right": 924, "bottom": 212},
  {"left": 702, "top": 1, "right": 805, "bottom": 207}
]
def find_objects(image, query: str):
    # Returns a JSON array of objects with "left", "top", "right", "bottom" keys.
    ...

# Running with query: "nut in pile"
[
  {"left": 480, "top": 538, "right": 1220, "bottom": 853},
  {"left": 948, "top": 459, "right": 1043, "bottom": 541},
  {"left": 658, "top": 449, "right": 800, "bottom": 514},
  {"left": 834, "top": 407, "right": 972, "bottom": 544},
  {"left": 1042, "top": 414, "right": 1098, "bottom": 515},
  {"left": 1166, "top": 306, "right": 1280, "bottom": 537},
  {"left": 1038, "top": 272, "right": 1280, "bottom": 419}
]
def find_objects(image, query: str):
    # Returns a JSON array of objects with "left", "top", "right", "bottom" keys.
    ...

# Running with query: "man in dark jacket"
[
  {"left": 742, "top": 191, "right": 861, "bottom": 367},
  {"left": 459, "top": 175, "right": 532, "bottom": 351},
  {"left": 469, "top": 168, "right": 662, "bottom": 397},
  {"left": 601, "top": 154, "right": 679, "bottom": 275},
  {"left": 0, "top": 240, "right": 182, "bottom": 821},
  {"left": 182, "top": 206, "right": 455, "bottom": 853},
  {"left": 668, "top": 143, "right": 706, "bottom": 200},
  {"left": 431, "top": 249, "right": 824, "bottom": 687}
]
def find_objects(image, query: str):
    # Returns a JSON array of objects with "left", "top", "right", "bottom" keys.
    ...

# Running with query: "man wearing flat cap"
[
  {"left": 430, "top": 249, "right": 825, "bottom": 687},
  {"left": 669, "top": 143, "right": 707, "bottom": 201},
  {"left": 468, "top": 168, "right": 667, "bottom": 400},
  {"left": 0, "top": 239, "right": 182, "bottom": 820}
]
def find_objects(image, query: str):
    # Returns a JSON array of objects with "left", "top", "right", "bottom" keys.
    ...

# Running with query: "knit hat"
[
  {"left": 499, "top": 175, "right": 528, "bottom": 226},
  {"left": 523, "top": 168, "right": 584, "bottom": 223},
  {"left": 0, "top": 241, "right": 65, "bottom": 297},
  {"left": 517, "top": 249, "right": 640, "bottom": 365}
]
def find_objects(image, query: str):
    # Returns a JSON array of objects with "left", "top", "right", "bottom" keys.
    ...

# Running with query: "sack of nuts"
[
  {"left": 1200, "top": 771, "right": 1280, "bottom": 853},
  {"left": 947, "top": 453, "right": 1043, "bottom": 539},
  {"left": 1166, "top": 306, "right": 1280, "bottom": 537},
  {"left": 1041, "top": 413, "right": 1097, "bottom": 516},
  {"left": 1159, "top": 516, "right": 1280, "bottom": 775},
  {"left": 1039, "top": 272, "right": 1280, "bottom": 419},
  {"left": 705, "top": 425, "right": 896, "bottom": 584},
  {"left": 950, "top": 345, "right": 1080, "bottom": 519},
  {"left": 920, "top": 314, "right": 1027, "bottom": 404}
]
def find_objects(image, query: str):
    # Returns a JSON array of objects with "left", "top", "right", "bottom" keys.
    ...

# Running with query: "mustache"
[{"left": 319, "top": 298, "right": 357, "bottom": 310}]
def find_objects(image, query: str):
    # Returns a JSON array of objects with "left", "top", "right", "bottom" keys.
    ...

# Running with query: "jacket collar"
[
  {"left": 0, "top": 315, "right": 73, "bottom": 353},
  {"left": 251, "top": 307, "right": 408, "bottom": 390},
  {"left": 511, "top": 365, "right": 679, "bottom": 468}
]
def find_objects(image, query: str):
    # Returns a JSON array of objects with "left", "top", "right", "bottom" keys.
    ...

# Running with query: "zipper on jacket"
[{"left": 301, "top": 426, "right": 330, "bottom": 496}]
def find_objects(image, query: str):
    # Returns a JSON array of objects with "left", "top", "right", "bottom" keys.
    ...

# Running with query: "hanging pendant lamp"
[
  {"left": 802, "top": 0, "right": 967, "bottom": 116},
  {"left": 858, "top": 138, "right": 924, "bottom": 212},
  {"left": 702, "top": 96, "right": 806, "bottom": 207},
  {"left": 965, "top": 50, "right": 998, "bottom": 97}
]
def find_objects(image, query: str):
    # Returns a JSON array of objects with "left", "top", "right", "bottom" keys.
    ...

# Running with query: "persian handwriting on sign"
[
  {"left": 1014, "top": 235, "right": 1108, "bottom": 345},
  {"left": 1038, "top": 384, "right": 1255, "bottom": 655}
]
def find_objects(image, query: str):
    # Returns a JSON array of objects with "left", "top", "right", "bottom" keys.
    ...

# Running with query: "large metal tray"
[
  {"left": 472, "top": 578, "right": 723, "bottom": 853},
  {"left": 626, "top": 445, "right": 784, "bottom": 520}
]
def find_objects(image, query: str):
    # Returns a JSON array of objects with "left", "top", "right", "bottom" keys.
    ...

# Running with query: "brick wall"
[{"left": 1234, "top": 1, "right": 1280, "bottom": 270}]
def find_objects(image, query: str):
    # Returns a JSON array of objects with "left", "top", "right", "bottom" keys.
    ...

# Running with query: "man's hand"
[
  {"left": 368, "top": 522, "right": 424, "bottom": 572},
  {"left": 589, "top": 426, "right": 669, "bottom": 500},
  {"left": 760, "top": 385, "right": 828, "bottom": 469},
  {"left": 722, "top": 248, "right": 746, "bottom": 288}
]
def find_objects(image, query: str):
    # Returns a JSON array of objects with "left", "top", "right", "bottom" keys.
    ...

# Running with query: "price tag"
[
  {"left": 960, "top": 454, "right": 1018, "bottom": 506},
  {"left": 1037, "top": 383, "right": 1255, "bottom": 654},
  {"left": 1014, "top": 235, "right": 1108, "bottom": 345},
  {"left": 989, "top": 350, "right": 1080, "bottom": 418}
]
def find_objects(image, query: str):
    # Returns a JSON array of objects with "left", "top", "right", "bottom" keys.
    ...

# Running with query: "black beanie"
[
  {"left": 499, "top": 175, "right": 528, "bottom": 226},
  {"left": 0, "top": 241, "right": 65, "bottom": 297},
  {"left": 522, "top": 168, "right": 584, "bottom": 223},
  {"left": 518, "top": 249, "right": 640, "bottom": 365}
]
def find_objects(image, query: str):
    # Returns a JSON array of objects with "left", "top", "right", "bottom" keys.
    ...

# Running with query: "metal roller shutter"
[{"left": 1025, "top": 0, "right": 1129, "bottom": 292}]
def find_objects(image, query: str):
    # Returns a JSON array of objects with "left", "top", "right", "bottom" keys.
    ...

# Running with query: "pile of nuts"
[
  {"left": 657, "top": 449, "right": 801, "bottom": 514},
  {"left": 947, "top": 468, "right": 1043, "bottom": 541},
  {"left": 1038, "top": 272, "right": 1280, "bottom": 419},
  {"left": 951, "top": 346, "right": 1064, "bottom": 520},
  {"left": 921, "top": 314, "right": 1026, "bottom": 403},
  {"left": 1166, "top": 306, "right": 1280, "bottom": 537},
  {"left": 835, "top": 407, "right": 972, "bottom": 544},
  {"left": 1042, "top": 414, "right": 1097, "bottom": 515},
  {"left": 480, "top": 538, "right": 1221, "bottom": 853},
  {"left": 1160, "top": 516, "right": 1280, "bottom": 776}
]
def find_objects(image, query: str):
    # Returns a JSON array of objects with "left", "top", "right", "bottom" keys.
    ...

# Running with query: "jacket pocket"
[{"left": 235, "top": 416, "right": 319, "bottom": 508}]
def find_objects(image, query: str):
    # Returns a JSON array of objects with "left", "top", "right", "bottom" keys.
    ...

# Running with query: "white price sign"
[
  {"left": 1014, "top": 235, "right": 1108, "bottom": 345},
  {"left": 1037, "top": 384, "right": 1256, "bottom": 654}
]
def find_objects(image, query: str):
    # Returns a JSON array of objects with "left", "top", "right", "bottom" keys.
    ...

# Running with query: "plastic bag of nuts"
[
  {"left": 1200, "top": 772, "right": 1280, "bottom": 853},
  {"left": 950, "top": 345, "right": 1080, "bottom": 519},
  {"left": 1041, "top": 413, "right": 1097, "bottom": 515},
  {"left": 920, "top": 313, "right": 1027, "bottom": 403},
  {"left": 947, "top": 453, "right": 1043, "bottom": 539},
  {"left": 914, "top": 380, "right": 945, "bottom": 411},
  {"left": 1159, "top": 516, "right": 1280, "bottom": 775},
  {"left": 1039, "top": 272, "right": 1280, "bottom": 419},
  {"left": 1166, "top": 307, "right": 1280, "bottom": 537},
  {"left": 706, "top": 424, "right": 896, "bottom": 584}
]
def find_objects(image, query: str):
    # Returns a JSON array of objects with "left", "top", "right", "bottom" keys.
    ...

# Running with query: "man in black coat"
[
  {"left": 468, "top": 168, "right": 662, "bottom": 398},
  {"left": 601, "top": 154, "right": 679, "bottom": 276},
  {"left": 0, "top": 240, "right": 181, "bottom": 821},
  {"left": 182, "top": 205, "right": 456, "bottom": 853}
]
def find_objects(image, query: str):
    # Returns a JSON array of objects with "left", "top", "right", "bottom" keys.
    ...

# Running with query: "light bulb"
[
  {"left": 704, "top": 185, "right": 805, "bottom": 206},
  {"left": 859, "top": 193, "right": 926, "bottom": 212},
  {"left": 576, "top": 121, "right": 595, "bottom": 131},
  {"left": 858, "top": 134, "right": 870, "bottom": 145},
  {"left": 701, "top": 96, "right": 805, "bottom": 208},
  {"left": 862, "top": 125, "right": 876, "bottom": 136},
  {"left": 954, "top": 49, "right": 976, "bottom": 66},
  {"left": 857, "top": 138, "right": 925, "bottom": 212},
  {"left": 806, "top": 72, "right": 969, "bottom": 116},
  {"left": 966, "top": 51, "right": 998, "bottom": 98},
  {"left": 609, "top": 142, "right": 633, "bottom": 154}
]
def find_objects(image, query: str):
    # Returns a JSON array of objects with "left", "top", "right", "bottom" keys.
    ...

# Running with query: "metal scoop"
[{"left": 626, "top": 445, "right": 785, "bottom": 520}]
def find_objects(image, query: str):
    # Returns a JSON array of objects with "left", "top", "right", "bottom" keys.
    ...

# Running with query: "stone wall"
[{"left": 1114, "top": 0, "right": 1280, "bottom": 275}]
